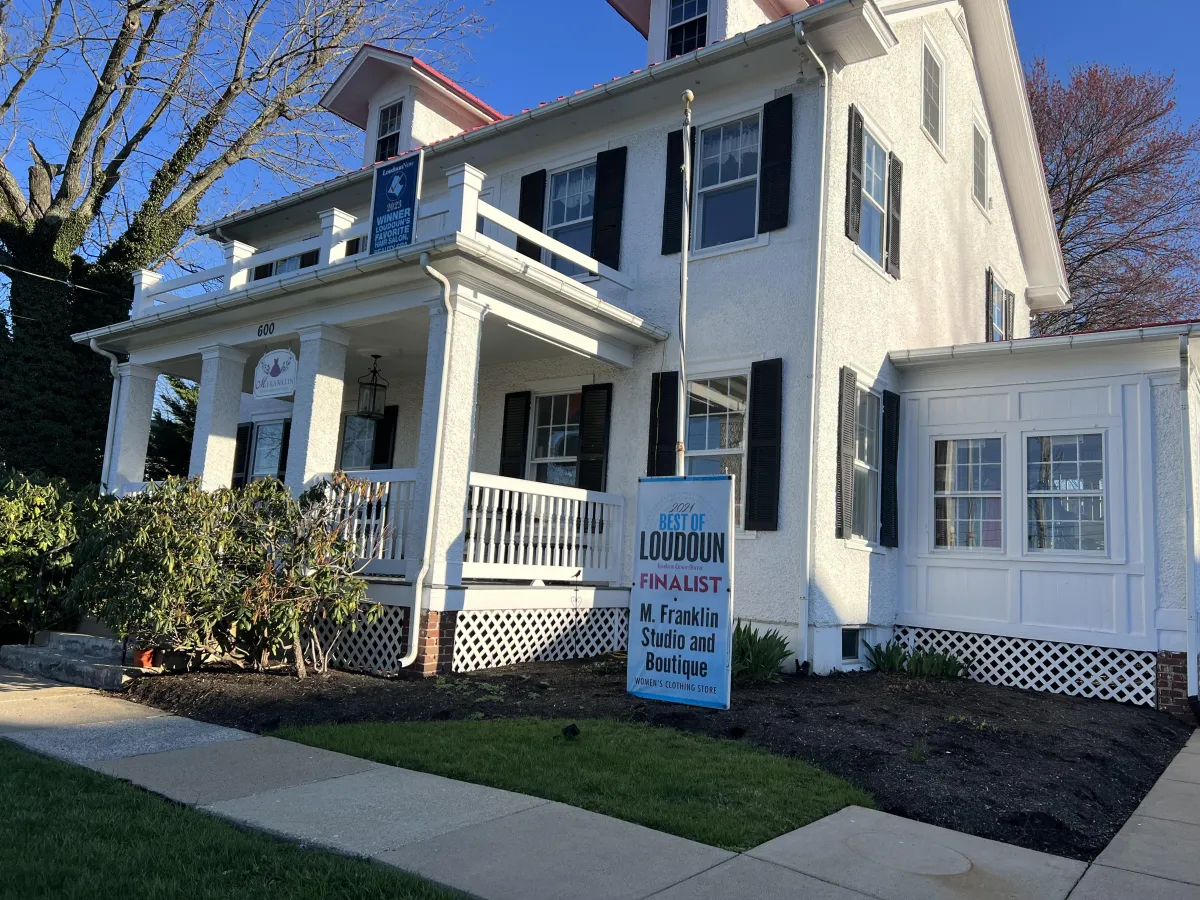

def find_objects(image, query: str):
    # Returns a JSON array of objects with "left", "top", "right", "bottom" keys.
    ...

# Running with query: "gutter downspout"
[
  {"left": 89, "top": 339, "right": 121, "bottom": 494},
  {"left": 1179, "top": 335, "right": 1200, "bottom": 720},
  {"left": 795, "top": 23, "right": 831, "bottom": 671},
  {"left": 401, "top": 252, "right": 454, "bottom": 669}
]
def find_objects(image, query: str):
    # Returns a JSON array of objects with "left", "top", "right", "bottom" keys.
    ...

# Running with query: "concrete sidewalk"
[{"left": 2, "top": 667, "right": 1196, "bottom": 900}]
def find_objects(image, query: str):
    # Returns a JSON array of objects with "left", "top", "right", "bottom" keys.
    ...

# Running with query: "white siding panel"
[
  {"left": 927, "top": 393, "right": 1009, "bottom": 426},
  {"left": 1019, "top": 385, "right": 1110, "bottom": 420},
  {"left": 1020, "top": 570, "right": 1116, "bottom": 633},
  {"left": 926, "top": 566, "right": 1009, "bottom": 621}
]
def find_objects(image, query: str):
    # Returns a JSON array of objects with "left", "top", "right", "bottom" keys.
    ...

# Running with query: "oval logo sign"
[{"left": 253, "top": 349, "right": 297, "bottom": 399}]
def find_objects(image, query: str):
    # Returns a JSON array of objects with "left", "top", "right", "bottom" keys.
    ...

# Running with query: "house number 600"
[{"left": 257, "top": 322, "right": 275, "bottom": 337}]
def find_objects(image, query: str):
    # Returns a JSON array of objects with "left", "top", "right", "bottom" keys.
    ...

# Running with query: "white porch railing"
[
  {"left": 463, "top": 472, "right": 625, "bottom": 585},
  {"left": 332, "top": 468, "right": 419, "bottom": 577}
]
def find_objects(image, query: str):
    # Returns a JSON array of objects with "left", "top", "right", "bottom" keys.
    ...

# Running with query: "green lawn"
[
  {"left": 277, "top": 718, "right": 873, "bottom": 851},
  {"left": 0, "top": 742, "right": 460, "bottom": 900}
]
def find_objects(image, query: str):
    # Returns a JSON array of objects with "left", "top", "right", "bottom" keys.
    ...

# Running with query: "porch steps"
[{"left": 0, "top": 632, "right": 143, "bottom": 691}]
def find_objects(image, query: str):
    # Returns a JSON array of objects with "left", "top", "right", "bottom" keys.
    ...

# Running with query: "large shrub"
[
  {"left": 0, "top": 470, "right": 103, "bottom": 638},
  {"left": 70, "top": 478, "right": 375, "bottom": 676}
]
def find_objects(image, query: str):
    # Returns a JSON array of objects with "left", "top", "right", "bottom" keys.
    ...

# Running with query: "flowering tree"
[
  {"left": 0, "top": 0, "right": 484, "bottom": 482},
  {"left": 1028, "top": 60, "right": 1200, "bottom": 335}
]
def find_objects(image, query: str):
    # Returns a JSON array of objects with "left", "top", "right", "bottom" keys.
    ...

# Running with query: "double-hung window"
[
  {"left": 530, "top": 391, "right": 581, "bottom": 486},
  {"left": 922, "top": 42, "right": 944, "bottom": 147},
  {"left": 251, "top": 420, "right": 290, "bottom": 481},
  {"left": 685, "top": 375, "right": 747, "bottom": 523},
  {"left": 989, "top": 272, "right": 1007, "bottom": 342},
  {"left": 1027, "top": 434, "right": 1105, "bottom": 552},
  {"left": 851, "top": 388, "right": 881, "bottom": 541},
  {"left": 251, "top": 249, "right": 319, "bottom": 282},
  {"left": 340, "top": 415, "right": 377, "bottom": 471},
  {"left": 934, "top": 438, "right": 1002, "bottom": 549},
  {"left": 696, "top": 114, "right": 760, "bottom": 250},
  {"left": 546, "top": 163, "right": 596, "bottom": 276},
  {"left": 667, "top": 0, "right": 708, "bottom": 57},
  {"left": 858, "top": 128, "right": 888, "bottom": 265},
  {"left": 972, "top": 124, "right": 989, "bottom": 209},
  {"left": 375, "top": 100, "right": 404, "bottom": 163}
]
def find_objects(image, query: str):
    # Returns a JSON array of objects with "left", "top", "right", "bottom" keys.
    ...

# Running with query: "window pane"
[
  {"left": 700, "top": 180, "right": 757, "bottom": 248},
  {"left": 535, "top": 462, "right": 577, "bottom": 487},
  {"left": 252, "top": 423, "right": 285, "bottom": 478},
  {"left": 973, "top": 127, "right": 987, "bottom": 204},
  {"left": 548, "top": 220, "right": 593, "bottom": 276},
  {"left": 340, "top": 416, "right": 377, "bottom": 470},
  {"left": 863, "top": 133, "right": 886, "bottom": 207},
  {"left": 922, "top": 48, "right": 941, "bottom": 143},
  {"left": 859, "top": 203, "right": 884, "bottom": 265}
]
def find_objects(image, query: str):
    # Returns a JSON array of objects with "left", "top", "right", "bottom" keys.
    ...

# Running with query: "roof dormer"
[
  {"left": 320, "top": 46, "right": 504, "bottom": 167},
  {"left": 610, "top": 0, "right": 815, "bottom": 66}
]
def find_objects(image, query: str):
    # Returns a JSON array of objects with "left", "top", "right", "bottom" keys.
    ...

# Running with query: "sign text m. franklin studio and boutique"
[{"left": 627, "top": 475, "right": 734, "bottom": 709}]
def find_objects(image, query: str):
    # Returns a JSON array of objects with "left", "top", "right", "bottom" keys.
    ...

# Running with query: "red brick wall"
[
  {"left": 1156, "top": 651, "right": 1196, "bottom": 720},
  {"left": 416, "top": 610, "right": 458, "bottom": 677}
]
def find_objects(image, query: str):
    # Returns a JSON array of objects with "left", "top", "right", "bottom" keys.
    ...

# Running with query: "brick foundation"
[
  {"left": 416, "top": 610, "right": 459, "bottom": 676},
  {"left": 1155, "top": 651, "right": 1197, "bottom": 721}
]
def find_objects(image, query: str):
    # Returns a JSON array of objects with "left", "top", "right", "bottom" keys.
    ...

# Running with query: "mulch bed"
[{"left": 127, "top": 656, "right": 1193, "bottom": 861}]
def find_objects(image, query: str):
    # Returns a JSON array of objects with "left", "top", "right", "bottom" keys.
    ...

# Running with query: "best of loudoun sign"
[
  {"left": 369, "top": 149, "right": 423, "bottom": 255},
  {"left": 626, "top": 475, "right": 735, "bottom": 710},
  {"left": 253, "top": 349, "right": 297, "bottom": 399}
]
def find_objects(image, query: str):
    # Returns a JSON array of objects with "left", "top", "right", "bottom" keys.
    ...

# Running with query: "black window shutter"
[
  {"left": 276, "top": 420, "right": 291, "bottom": 481},
  {"left": 646, "top": 371, "right": 679, "bottom": 476},
  {"left": 758, "top": 95, "right": 793, "bottom": 234},
  {"left": 577, "top": 383, "right": 614, "bottom": 492},
  {"left": 845, "top": 106, "right": 864, "bottom": 243},
  {"left": 499, "top": 391, "right": 531, "bottom": 479},
  {"left": 745, "top": 358, "right": 784, "bottom": 531},
  {"left": 660, "top": 129, "right": 695, "bottom": 255},
  {"left": 232, "top": 423, "right": 252, "bottom": 488},
  {"left": 835, "top": 367, "right": 858, "bottom": 538},
  {"left": 516, "top": 170, "right": 547, "bottom": 260},
  {"left": 592, "top": 148, "right": 627, "bottom": 270},
  {"left": 1004, "top": 289, "right": 1016, "bottom": 341},
  {"left": 984, "top": 268, "right": 994, "bottom": 341},
  {"left": 371, "top": 406, "right": 399, "bottom": 470},
  {"left": 879, "top": 390, "right": 900, "bottom": 548},
  {"left": 885, "top": 152, "right": 903, "bottom": 278}
]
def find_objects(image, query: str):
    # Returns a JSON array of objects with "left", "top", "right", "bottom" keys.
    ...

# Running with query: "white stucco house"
[{"left": 74, "top": 0, "right": 1199, "bottom": 716}]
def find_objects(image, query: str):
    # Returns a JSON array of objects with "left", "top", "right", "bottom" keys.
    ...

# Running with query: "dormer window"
[
  {"left": 667, "top": 0, "right": 708, "bottom": 58},
  {"left": 375, "top": 100, "right": 404, "bottom": 162}
]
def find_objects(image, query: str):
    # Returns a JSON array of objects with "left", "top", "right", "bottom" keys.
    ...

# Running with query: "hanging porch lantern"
[{"left": 357, "top": 354, "right": 389, "bottom": 419}]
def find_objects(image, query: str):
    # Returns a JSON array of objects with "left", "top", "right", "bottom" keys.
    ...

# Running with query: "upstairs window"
[
  {"left": 531, "top": 391, "right": 582, "bottom": 486},
  {"left": 858, "top": 128, "right": 888, "bottom": 265},
  {"left": 251, "top": 249, "right": 319, "bottom": 281},
  {"left": 921, "top": 42, "right": 944, "bottom": 147},
  {"left": 546, "top": 162, "right": 596, "bottom": 277},
  {"left": 696, "top": 114, "right": 760, "bottom": 249},
  {"left": 668, "top": 0, "right": 708, "bottom": 58},
  {"left": 375, "top": 100, "right": 404, "bottom": 162},
  {"left": 972, "top": 124, "right": 989, "bottom": 208}
]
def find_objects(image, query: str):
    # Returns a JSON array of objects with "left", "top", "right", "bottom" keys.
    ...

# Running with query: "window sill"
[
  {"left": 852, "top": 244, "right": 893, "bottom": 283},
  {"left": 843, "top": 537, "right": 886, "bottom": 555},
  {"left": 689, "top": 232, "right": 770, "bottom": 263},
  {"left": 972, "top": 195, "right": 991, "bottom": 221},
  {"left": 736, "top": 529, "right": 758, "bottom": 541},
  {"left": 922, "top": 125, "right": 947, "bottom": 162}
]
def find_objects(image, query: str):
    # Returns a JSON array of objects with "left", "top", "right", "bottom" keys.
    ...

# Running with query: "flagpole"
[{"left": 676, "top": 90, "right": 694, "bottom": 477}]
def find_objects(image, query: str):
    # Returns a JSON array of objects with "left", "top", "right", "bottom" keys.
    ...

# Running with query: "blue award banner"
[
  {"left": 369, "top": 150, "right": 423, "bottom": 255},
  {"left": 626, "top": 475, "right": 735, "bottom": 710}
]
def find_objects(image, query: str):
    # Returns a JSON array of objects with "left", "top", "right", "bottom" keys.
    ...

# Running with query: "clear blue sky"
[{"left": 456, "top": 0, "right": 1200, "bottom": 125}]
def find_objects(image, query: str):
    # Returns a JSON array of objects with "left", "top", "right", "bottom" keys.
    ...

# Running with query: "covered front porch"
[{"left": 74, "top": 163, "right": 667, "bottom": 673}]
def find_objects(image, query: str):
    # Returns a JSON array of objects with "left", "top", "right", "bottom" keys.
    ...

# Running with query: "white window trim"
[
  {"left": 930, "top": 433, "right": 1006, "bottom": 555},
  {"left": 971, "top": 114, "right": 991, "bottom": 217},
  {"left": 850, "top": 386, "right": 883, "bottom": 545},
  {"left": 691, "top": 109, "right": 763, "bottom": 254},
  {"left": 542, "top": 159, "right": 597, "bottom": 276},
  {"left": 842, "top": 368, "right": 888, "bottom": 553},
  {"left": 920, "top": 30, "right": 947, "bottom": 154},
  {"left": 374, "top": 97, "right": 406, "bottom": 163},
  {"left": 527, "top": 388, "right": 583, "bottom": 486},
  {"left": 989, "top": 269, "right": 1007, "bottom": 342},
  {"left": 666, "top": 0, "right": 709, "bottom": 58},
  {"left": 1022, "top": 429, "right": 1110, "bottom": 558}
]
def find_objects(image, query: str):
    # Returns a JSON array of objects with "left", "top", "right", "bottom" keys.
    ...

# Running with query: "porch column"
[
  {"left": 284, "top": 324, "right": 350, "bottom": 493},
  {"left": 414, "top": 287, "right": 487, "bottom": 674},
  {"left": 107, "top": 363, "right": 158, "bottom": 494},
  {"left": 189, "top": 345, "right": 247, "bottom": 489}
]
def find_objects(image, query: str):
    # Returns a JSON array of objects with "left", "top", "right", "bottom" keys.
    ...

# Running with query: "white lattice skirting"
[
  {"left": 895, "top": 626, "right": 1158, "bottom": 707},
  {"left": 313, "top": 604, "right": 411, "bottom": 677},
  {"left": 453, "top": 607, "right": 629, "bottom": 673}
]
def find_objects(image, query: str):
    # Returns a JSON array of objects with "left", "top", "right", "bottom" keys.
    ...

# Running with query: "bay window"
[
  {"left": 696, "top": 114, "right": 760, "bottom": 250},
  {"left": 934, "top": 437, "right": 1002, "bottom": 549},
  {"left": 1027, "top": 434, "right": 1106, "bottom": 552}
]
